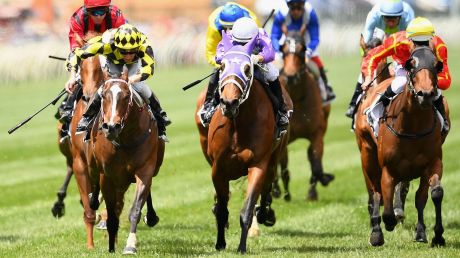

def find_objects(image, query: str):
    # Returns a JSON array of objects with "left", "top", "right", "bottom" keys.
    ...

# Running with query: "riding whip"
[
  {"left": 48, "top": 55, "right": 67, "bottom": 61},
  {"left": 182, "top": 9, "right": 276, "bottom": 91},
  {"left": 8, "top": 89, "right": 66, "bottom": 134}
]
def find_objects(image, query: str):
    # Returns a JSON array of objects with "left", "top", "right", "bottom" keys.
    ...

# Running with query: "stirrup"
[
  {"left": 59, "top": 110, "right": 73, "bottom": 123},
  {"left": 198, "top": 104, "right": 216, "bottom": 127},
  {"left": 345, "top": 104, "right": 356, "bottom": 118}
]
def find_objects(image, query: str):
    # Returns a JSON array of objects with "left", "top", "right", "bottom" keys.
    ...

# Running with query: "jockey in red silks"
[
  {"left": 361, "top": 17, "right": 451, "bottom": 134},
  {"left": 271, "top": 0, "right": 335, "bottom": 104},
  {"left": 58, "top": 0, "right": 126, "bottom": 128}
]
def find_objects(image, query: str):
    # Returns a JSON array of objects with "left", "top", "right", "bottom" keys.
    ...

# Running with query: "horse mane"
[{"left": 286, "top": 31, "right": 305, "bottom": 46}]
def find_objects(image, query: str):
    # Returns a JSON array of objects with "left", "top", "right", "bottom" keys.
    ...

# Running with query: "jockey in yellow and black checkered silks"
[{"left": 114, "top": 24, "right": 141, "bottom": 50}]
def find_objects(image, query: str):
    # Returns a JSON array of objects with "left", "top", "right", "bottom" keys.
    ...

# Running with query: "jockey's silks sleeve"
[
  {"left": 361, "top": 32, "right": 411, "bottom": 78},
  {"left": 69, "top": 29, "right": 155, "bottom": 81},
  {"left": 205, "top": 3, "right": 259, "bottom": 67},
  {"left": 433, "top": 37, "right": 451, "bottom": 90}
]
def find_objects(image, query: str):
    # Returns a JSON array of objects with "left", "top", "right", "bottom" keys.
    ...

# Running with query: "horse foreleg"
[
  {"left": 51, "top": 164, "right": 73, "bottom": 218},
  {"left": 381, "top": 169, "right": 397, "bottom": 232},
  {"left": 279, "top": 148, "right": 291, "bottom": 201},
  {"left": 123, "top": 176, "right": 151, "bottom": 255},
  {"left": 212, "top": 173, "right": 229, "bottom": 251},
  {"left": 394, "top": 181, "right": 410, "bottom": 223},
  {"left": 414, "top": 176, "right": 429, "bottom": 243},
  {"left": 144, "top": 192, "right": 160, "bottom": 227},
  {"left": 369, "top": 191, "right": 384, "bottom": 246},
  {"left": 307, "top": 135, "right": 334, "bottom": 201},
  {"left": 238, "top": 166, "right": 266, "bottom": 253},
  {"left": 429, "top": 173, "right": 445, "bottom": 247},
  {"left": 102, "top": 178, "right": 119, "bottom": 253}
]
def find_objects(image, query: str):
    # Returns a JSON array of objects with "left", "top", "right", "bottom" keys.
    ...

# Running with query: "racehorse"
[
  {"left": 85, "top": 69, "right": 164, "bottom": 254},
  {"left": 274, "top": 31, "right": 333, "bottom": 201},
  {"left": 195, "top": 34, "right": 290, "bottom": 253},
  {"left": 354, "top": 46, "right": 448, "bottom": 246}
]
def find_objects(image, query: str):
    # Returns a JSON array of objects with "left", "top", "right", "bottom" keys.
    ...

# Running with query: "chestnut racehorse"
[
  {"left": 195, "top": 34, "right": 290, "bottom": 253},
  {"left": 86, "top": 70, "right": 164, "bottom": 254},
  {"left": 274, "top": 31, "right": 333, "bottom": 201},
  {"left": 354, "top": 46, "right": 449, "bottom": 246}
]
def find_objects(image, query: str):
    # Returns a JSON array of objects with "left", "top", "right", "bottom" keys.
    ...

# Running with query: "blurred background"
[{"left": 0, "top": 0, "right": 459, "bottom": 81}]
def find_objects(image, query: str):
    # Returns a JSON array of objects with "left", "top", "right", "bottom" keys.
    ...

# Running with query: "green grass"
[{"left": 1, "top": 50, "right": 460, "bottom": 257}]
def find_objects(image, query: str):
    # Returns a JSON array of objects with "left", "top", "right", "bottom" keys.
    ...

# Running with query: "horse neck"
[
  {"left": 392, "top": 86, "right": 434, "bottom": 132},
  {"left": 81, "top": 57, "right": 103, "bottom": 97},
  {"left": 118, "top": 102, "right": 151, "bottom": 141}
]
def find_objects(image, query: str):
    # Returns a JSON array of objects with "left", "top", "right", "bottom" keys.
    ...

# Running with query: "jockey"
[
  {"left": 345, "top": 0, "right": 415, "bottom": 118},
  {"left": 58, "top": 0, "right": 126, "bottom": 125},
  {"left": 214, "top": 17, "right": 290, "bottom": 132},
  {"left": 270, "top": 0, "right": 335, "bottom": 103},
  {"left": 361, "top": 17, "right": 451, "bottom": 134},
  {"left": 199, "top": 2, "right": 259, "bottom": 123},
  {"left": 65, "top": 24, "right": 171, "bottom": 142}
]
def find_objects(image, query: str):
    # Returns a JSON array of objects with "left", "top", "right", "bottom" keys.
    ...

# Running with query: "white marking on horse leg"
[{"left": 126, "top": 232, "right": 137, "bottom": 248}]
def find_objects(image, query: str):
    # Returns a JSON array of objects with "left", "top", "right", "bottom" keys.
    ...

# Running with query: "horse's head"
[
  {"left": 404, "top": 46, "right": 443, "bottom": 108},
  {"left": 100, "top": 69, "right": 132, "bottom": 140},
  {"left": 281, "top": 31, "right": 306, "bottom": 77},
  {"left": 218, "top": 33, "right": 256, "bottom": 119}
]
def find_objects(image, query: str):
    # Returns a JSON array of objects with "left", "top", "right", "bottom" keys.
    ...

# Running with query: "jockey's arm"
[
  {"left": 68, "top": 14, "right": 85, "bottom": 50},
  {"left": 434, "top": 41, "right": 451, "bottom": 90},
  {"left": 306, "top": 9, "right": 319, "bottom": 55},
  {"left": 362, "top": 5, "right": 379, "bottom": 45},
  {"left": 361, "top": 43, "right": 393, "bottom": 90},
  {"left": 270, "top": 12, "right": 285, "bottom": 52},
  {"left": 137, "top": 44, "right": 156, "bottom": 82},
  {"left": 205, "top": 24, "right": 221, "bottom": 67},
  {"left": 257, "top": 30, "right": 275, "bottom": 63}
]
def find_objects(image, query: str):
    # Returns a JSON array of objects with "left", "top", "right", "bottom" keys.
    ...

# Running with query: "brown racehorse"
[
  {"left": 354, "top": 46, "right": 449, "bottom": 246},
  {"left": 85, "top": 70, "right": 164, "bottom": 254},
  {"left": 274, "top": 31, "right": 333, "bottom": 201},
  {"left": 195, "top": 35, "right": 290, "bottom": 253}
]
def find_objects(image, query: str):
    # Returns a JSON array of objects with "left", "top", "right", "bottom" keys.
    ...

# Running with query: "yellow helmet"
[
  {"left": 406, "top": 17, "right": 435, "bottom": 41},
  {"left": 114, "top": 24, "right": 141, "bottom": 50}
]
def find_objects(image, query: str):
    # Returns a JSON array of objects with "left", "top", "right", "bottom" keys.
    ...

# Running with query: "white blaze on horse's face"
[{"left": 108, "top": 85, "right": 122, "bottom": 124}]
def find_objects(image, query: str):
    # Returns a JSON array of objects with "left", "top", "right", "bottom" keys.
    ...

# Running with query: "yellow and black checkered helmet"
[{"left": 114, "top": 24, "right": 141, "bottom": 50}]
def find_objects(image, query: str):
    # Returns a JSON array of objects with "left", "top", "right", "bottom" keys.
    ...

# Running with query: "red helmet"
[{"left": 84, "top": 0, "right": 111, "bottom": 8}]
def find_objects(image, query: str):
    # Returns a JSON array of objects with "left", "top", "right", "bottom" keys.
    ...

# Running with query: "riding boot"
[
  {"left": 433, "top": 96, "right": 449, "bottom": 135},
  {"left": 269, "top": 78, "right": 289, "bottom": 127},
  {"left": 345, "top": 82, "right": 362, "bottom": 118},
  {"left": 59, "top": 91, "right": 79, "bottom": 123},
  {"left": 379, "top": 86, "right": 396, "bottom": 107},
  {"left": 148, "top": 94, "right": 169, "bottom": 142},
  {"left": 319, "top": 67, "right": 336, "bottom": 102},
  {"left": 76, "top": 92, "right": 102, "bottom": 133},
  {"left": 199, "top": 68, "right": 220, "bottom": 126}
]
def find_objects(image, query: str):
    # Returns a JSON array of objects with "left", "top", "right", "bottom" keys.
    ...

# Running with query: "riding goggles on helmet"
[{"left": 89, "top": 8, "right": 108, "bottom": 16}]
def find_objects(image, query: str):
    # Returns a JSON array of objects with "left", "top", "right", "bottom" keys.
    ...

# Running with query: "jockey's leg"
[
  {"left": 76, "top": 88, "right": 102, "bottom": 133},
  {"left": 433, "top": 90, "right": 449, "bottom": 134},
  {"left": 378, "top": 63, "right": 406, "bottom": 107},
  {"left": 311, "top": 56, "right": 335, "bottom": 102},
  {"left": 59, "top": 81, "right": 82, "bottom": 123},
  {"left": 345, "top": 74, "right": 364, "bottom": 118},
  {"left": 265, "top": 63, "right": 289, "bottom": 129},
  {"left": 199, "top": 68, "right": 220, "bottom": 126}
]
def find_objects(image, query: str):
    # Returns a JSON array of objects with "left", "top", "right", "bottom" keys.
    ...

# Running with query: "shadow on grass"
[
  {"left": 272, "top": 229, "right": 349, "bottom": 238},
  {"left": 0, "top": 235, "right": 20, "bottom": 243},
  {"left": 267, "top": 245, "right": 358, "bottom": 253}
]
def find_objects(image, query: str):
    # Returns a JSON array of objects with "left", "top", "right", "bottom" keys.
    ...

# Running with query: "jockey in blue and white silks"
[{"left": 270, "top": 0, "right": 335, "bottom": 103}]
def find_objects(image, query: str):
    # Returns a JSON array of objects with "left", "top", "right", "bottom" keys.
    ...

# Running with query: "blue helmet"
[
  {"left": 219, "top": 4, "right": 246, "bottom": 27},
  {"left": 380, "top": 0, "right": 404, "bottom": 17},
  {"left": 286, "top": 0, "right": 306, "bottom": 4}
]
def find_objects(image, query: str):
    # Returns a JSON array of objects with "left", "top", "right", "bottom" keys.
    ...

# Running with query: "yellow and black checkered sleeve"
[
  {"left": 138, "top": 35, "right": 155, "bottom": 81},
  {"left": 68, "top": 36, "right": 111, "bottom": 72}
]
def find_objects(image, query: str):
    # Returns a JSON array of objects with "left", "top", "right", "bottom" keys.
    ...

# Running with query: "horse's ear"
[
  {"left": 221, "top": 31, "right": 233, "bottom": 51},
  {"left": 121, "top": 65, "right": 129, "bottom": 81},
  {"left": 404, "top": 58, "right": 415, "bottom": 71},
  {"left": 436, "top": 61, "right": 444, "bottom": 73},
  {"left": 244, "top": 35, "right": 257, "bottom": 54}
]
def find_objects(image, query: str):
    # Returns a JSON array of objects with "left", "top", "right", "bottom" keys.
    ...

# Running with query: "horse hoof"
[
  {"left": 414, "top": 231, "right": 428, "bottom": 243},
  {"left": 51, "top": 202, "right": 65, "bottom": 218},
  {"left": 255, "top": 206, "right": 266, "bottom": 224},
  {"left": 307, "top": 189, "right": 318, "bottom": 201},
  {"left": 383, "top": 214, "right": 397, "bottom": 232},
  {"left": 122, "top": 246, "right": 137, "bottom": 255},
  {"left": 263, "top": 208, "right": 276, "bottom": 227},
  {"left": 143, "top": 214, "right": 159, "bottom": 228},
  {"left": 95, "top": 220, "right": 107, "bottom": 230},
  {"left": 284, "top": 193, "right": 291, "bottom": 202},
  {"left": 237, "top": 246, "right": 246, "bottom": 253},
  {"left": 319, "top": 173, "right": 335, "bottom": 186},
  {"left": 394, "top": 208, "right": 405, "bottom": 224},
  {"left": 215, "top": 242, "right": 226, "bottom": 251},
  {"left": 369, "top": 230, "right": 384, "bottom": 246},
  {"left": 431, "top": 236, "right": 446, "bottom": 247}
]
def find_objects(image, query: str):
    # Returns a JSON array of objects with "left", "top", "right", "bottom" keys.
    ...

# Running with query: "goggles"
[
  {"left": 288, "top": 4, "right": 304, "bottom": 11},
  {"left": 89, "top": 9, "right": 108, "bottom": 16},
  {"left": 119, "top": 48, "right": 138, "bottom": 55}
]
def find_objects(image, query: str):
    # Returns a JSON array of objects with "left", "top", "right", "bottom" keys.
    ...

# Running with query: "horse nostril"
[
  {"left": 230, "top": 99, "right": 239, "bottom": 107},
  {"left": 102, "top": 123, "right": 108, "bottom": 130}
]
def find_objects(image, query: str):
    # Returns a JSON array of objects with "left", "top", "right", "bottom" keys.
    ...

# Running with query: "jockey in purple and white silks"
[
  {"left": 201, "top": 17, "right": 289, "bottom": 131},
  {"left": 271, "top": 0, "right": 335, "bottom": 104}
]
